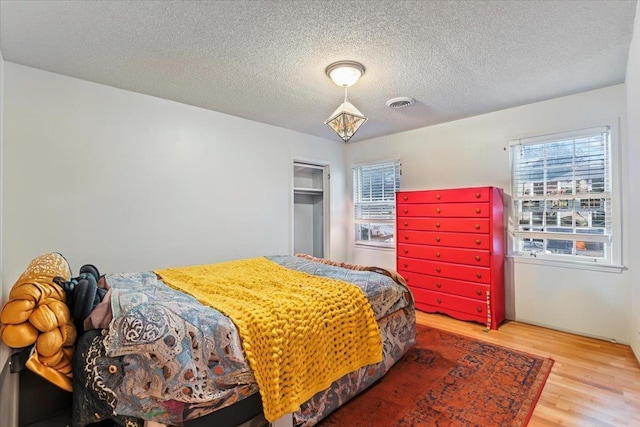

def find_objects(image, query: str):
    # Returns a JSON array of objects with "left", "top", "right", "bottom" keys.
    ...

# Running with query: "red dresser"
[{"left": 396, "top": 187, "right": 505, "bottom": 330}]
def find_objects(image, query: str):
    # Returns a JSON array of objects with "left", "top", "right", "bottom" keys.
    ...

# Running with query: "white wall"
[
  {"left": 1, "top": 62, "right": 347, "bottom": 292},
  {"left": 0, "top": 50, "right": 18, "bottom": 427},
  {"left": 346, "top": 85, "right": 631, "bottom": 344},
  {"left": 0, "top": 49, "right": 5, "bottom": 376},
  {"left": 628, "top": 1, "right": 640, "bottom": 359}
]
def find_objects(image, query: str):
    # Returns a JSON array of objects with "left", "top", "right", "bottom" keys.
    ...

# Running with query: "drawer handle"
[
  {"left": 406, "top": 277, "right": 410, "bottom": 282},
  {"left": 475, "top": 255, "right": 481, "bottom": 261},
  {"left": 476, "top": 273, "right": 482, "bottom": 279},
  {"left": 436, "top": 194, "right": 441, "bottom": 200},
  {"left": 404, "top": 221, "right": 409, "bottom": 226},
  {"left": 475, "top": 208, "right": 481, "bottom": 214},
  {"left": 403, "top": 195, "right": 408, "bottom": 201},
  {"left": 436, "top": 282, "right": 442, "bottom": 288},
  {"left": 476, "top": 289, "right": 482, "bottom": 296},
  {"left": 435, "top": 237, "right": 441, "bottom": 242},
  {"left": 436, "top": 252, "right": 441, "bottom": 257},
  {"left": 474, "top": 224, "right": 480, "bottom": 230},
  {"left": 475, "top": 239, "right": 481, "bottom": 245},
  {"left": 436, "top": 298, "right": 442, "bottom": 304},
  {"left": 436, "top": 267, "right": 441, "bottom": 273},
  {"left": 475, "top": 192, "right": 481, "bottom": 199},
  {"left": 436, "top": 222, "right": 441, "bottom": 228},
  {"left": 404, "top": 235, "right": 409, "bottom": 240},
  {"left": 404, "top": 209, "right": 409, "bottom": 214},
  {"left": 404, "top": 263, "right": 408, "bottom": 268},
  {"left": 403, "top": 249, "right": 409, "bottom": 254},
  {"left": 436, "top": 208, "right": 441, "bottom": 214},
  {"left": 476, "top": 306, "right": 483, "bottom": 313}
]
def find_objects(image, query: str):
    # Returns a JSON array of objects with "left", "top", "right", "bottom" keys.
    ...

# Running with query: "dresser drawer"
[
  {"left": 411, "top": 288, "right": 488, "bottom": 318},
  {"left": 397, "top": 188, "right": 489, "bottom": 204},
  {"left": 397, "top": 202, "right": 490, "bottom": 218},
  {"left": 398, "top": 257, "right": 490, "bottom": 283},
  {"left": 397, "top": 217, "right": 490, "bottom": 233},
  {"left": 398, "top": 230, "right": 490, "bottom": 250},
  {"left": 400, "top": 270, "right": 489, "bottom": 300},
  {"left": 397, "top": 244, "right": 490, "bottom": 266}
]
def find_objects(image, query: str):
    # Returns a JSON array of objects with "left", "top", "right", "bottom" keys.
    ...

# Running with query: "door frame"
[{"left": 291, "top": 158, "right": 330, "bottom": 259}]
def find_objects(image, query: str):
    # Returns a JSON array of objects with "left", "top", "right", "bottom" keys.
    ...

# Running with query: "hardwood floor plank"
[{"left": 415, "top": 312, "right": 640, "bottom": 426}]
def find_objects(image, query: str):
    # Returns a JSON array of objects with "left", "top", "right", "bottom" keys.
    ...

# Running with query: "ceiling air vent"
[{"left": 386, "top": 97, "right": 415, "bottom": 109}]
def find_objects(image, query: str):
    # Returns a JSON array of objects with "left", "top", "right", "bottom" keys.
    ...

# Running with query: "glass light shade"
[
  {"left": 325, "top": 61, "right": 365, "bottom": 87},
  {"left": 324, "top": 101, "right": 368, "bottom": 143},
  {"left": 328, "top": 67, "right": 362, "bottom": 87}
]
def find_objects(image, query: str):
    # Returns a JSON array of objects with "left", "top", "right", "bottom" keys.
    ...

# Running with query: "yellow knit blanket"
[{"left": 155, "top": 257, "right": 382, "bottom": 421}]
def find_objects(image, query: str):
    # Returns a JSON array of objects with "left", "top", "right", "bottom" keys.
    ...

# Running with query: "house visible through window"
[
  {"left": 353, "top": 160, "right": 400, "bottom": 247},
  {"left": 510, "top": 126, "right": 617, "bottom": 264}
]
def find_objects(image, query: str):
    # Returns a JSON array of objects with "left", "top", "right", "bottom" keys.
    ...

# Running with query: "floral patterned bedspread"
[{"left": 71, "top": 255, "right": 415, "bottom": 427}]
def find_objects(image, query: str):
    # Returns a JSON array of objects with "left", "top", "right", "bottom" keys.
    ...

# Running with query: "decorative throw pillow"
[{"left": 0, "top": 252, "right": 76, "bottom": 391}]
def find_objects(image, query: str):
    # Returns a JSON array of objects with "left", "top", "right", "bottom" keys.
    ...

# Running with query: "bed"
[{"left": 0, "top": 252, "right": 416, "bottom": 427}]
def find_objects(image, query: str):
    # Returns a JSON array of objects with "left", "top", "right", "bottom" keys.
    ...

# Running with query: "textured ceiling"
[{"left": 0, "top": 0, "right": 637, "bottom": 143}]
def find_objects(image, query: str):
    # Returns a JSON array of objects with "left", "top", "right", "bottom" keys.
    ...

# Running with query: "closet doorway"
[{"left": 293, "top": 161, "right": 329, "bottom": 259}]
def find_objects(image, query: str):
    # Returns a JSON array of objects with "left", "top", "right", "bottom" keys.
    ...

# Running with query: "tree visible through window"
[
  {"left": 353, "top": 160, "right": 400, "bottom": 247},
  {"left": 510, "top": 126, "right": 615, "bottom": 263}
]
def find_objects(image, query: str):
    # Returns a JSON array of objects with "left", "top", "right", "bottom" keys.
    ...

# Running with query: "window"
[
  {"left": 353, "top": 160, "right": 400, "bottom": 248},
  {"left": 510, "top": 126, "right": 619, "bottom": 265}
]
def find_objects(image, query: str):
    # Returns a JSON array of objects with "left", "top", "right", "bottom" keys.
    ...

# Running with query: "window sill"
[
  {"left": 354, "top": 243, "right": 395, "bottom": 251},
  {"left": 508, "top": 254, "right": 626, "bottom": 273}
]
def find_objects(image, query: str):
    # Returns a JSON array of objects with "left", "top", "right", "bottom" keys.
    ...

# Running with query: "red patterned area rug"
[{"left": 318, "top": 324, "right": 553, "bottom": 427}]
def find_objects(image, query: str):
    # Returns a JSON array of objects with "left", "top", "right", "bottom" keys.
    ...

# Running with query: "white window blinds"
[
  {"left": 510, "top": 126, "right": 613, "bottom": 262},
  {"left": 353, "top": 160, "right": 400, "bottom": 247}
]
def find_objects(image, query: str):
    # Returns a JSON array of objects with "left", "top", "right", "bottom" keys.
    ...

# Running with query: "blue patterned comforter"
[{"left": 71, "top": 255, "right": 415, "bottom": 427}]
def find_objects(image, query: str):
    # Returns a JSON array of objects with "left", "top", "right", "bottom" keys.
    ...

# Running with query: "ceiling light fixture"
[
  {"left": 326, "top": 61, "right": 365, "bottom": 87},
  {"left": 324, "top": 61, "right": 367, "bottom": 143}
]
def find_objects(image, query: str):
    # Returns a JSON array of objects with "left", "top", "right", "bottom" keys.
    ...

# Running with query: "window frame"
[
  {"left": 508, "top": 120, "right": 624, "bottom": 272},
  {"left": 352, "top": 159, "right": 401, "bottom": 249}
]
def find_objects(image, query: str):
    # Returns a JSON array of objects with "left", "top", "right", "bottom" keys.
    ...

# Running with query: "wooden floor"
[{"left": 416, "top": 311, "right": 640, "bottom": 427}]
